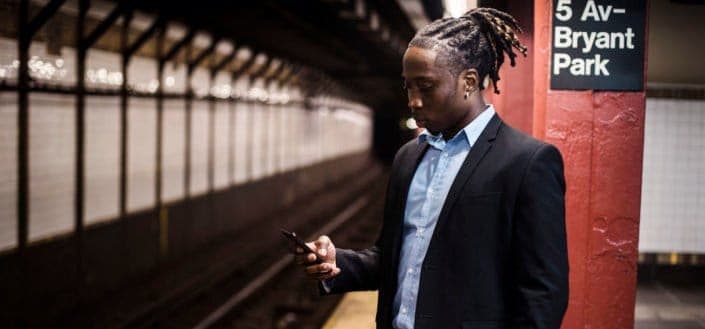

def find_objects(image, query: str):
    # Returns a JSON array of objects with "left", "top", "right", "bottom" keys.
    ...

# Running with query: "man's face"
[{"left": 402, "top": 47, "right": 466, "bottom": 136}]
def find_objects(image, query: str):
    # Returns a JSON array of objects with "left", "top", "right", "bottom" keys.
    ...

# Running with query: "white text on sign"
[{"left": 553, "top": 0, "right": 634, "bottom": 77}]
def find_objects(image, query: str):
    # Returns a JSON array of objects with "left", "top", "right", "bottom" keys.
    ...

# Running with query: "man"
[{"left": 295, "top": 7, "right": 568, "bottom": 329}]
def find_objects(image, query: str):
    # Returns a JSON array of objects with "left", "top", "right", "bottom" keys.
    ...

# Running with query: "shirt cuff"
[{"left": 319, "top": 278, "right": 333, "bottom": 294}]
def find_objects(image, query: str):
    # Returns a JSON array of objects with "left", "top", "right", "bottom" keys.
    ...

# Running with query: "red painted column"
[{"left": 531, "top": 1, "right": 646, "bottom": 328}]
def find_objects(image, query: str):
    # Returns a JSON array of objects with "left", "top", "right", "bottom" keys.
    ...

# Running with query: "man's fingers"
[
  {"left": 307, "top": 253, "right": 317, "bottom": 263},
  {"left": 314, "top": 235, "right": 331, "bottom": 257},
  {"left": 305, "top": 263, "right": 332, "bottom": 275},
  {"left": 295, "top": 253, "right": 318, "bottom": 265},
  {"left": 311, "top": 265, "right": 341, "bottom": 280},
  {"left": 292, "top": 235, "right": 337, "bottom": 280}
]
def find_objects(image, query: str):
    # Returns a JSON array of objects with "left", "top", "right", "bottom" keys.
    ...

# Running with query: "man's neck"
[{"left": 441, "top": 102, "right": 488, "bottom": 141}]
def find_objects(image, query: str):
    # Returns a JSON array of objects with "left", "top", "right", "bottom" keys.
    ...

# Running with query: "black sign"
[{"left": 550, "top": 0, "right": 646, "bottom": 91}]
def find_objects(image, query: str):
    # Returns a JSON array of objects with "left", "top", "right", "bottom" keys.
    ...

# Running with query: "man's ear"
[{"left": 462, "top": 68, "right": 480, "bottom": 89}]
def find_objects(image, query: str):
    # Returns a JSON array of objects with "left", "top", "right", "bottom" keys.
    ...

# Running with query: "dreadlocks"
[{"left": 408, "top": 7, "right": 528, "bottom": 94}]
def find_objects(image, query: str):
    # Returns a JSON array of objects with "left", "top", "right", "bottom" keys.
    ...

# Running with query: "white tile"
[
  {"left": 84, "top": 96, "right": 120, "bottom": 224},
  {"left": 28, "top": 93, "right": 75, "bottom": 242},
  {"left": 127, "top": 98, "right": 156, "bottom": 212},
  {"left": 0, "top": 93, "right": 17, "bottom": 250}
]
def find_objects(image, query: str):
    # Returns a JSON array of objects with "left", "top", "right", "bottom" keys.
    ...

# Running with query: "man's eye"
[{"left": 419, "top": 83, "right": 433, "bottom": 91}]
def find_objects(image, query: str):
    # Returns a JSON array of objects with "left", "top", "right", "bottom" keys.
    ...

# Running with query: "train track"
[
  {"left": 92, "top": 165, "right": 387, "bottom": 328},
  {"left": 204, "top": 179, "right": 386, "bottom": 329}
]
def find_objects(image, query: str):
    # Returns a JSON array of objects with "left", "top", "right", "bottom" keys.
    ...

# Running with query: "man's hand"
[{"left": 294, "top": 235, "right": 341, "bottom": 281}]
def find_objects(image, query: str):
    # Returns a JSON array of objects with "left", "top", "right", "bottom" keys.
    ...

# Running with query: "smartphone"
[{"left": 280, "top": 229, "right": 322, "bottom": 264}]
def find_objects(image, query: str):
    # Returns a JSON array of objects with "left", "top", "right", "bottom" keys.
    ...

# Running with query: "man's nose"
[{"left": 408, "top": 92, "right": 423, "bottom": 110}]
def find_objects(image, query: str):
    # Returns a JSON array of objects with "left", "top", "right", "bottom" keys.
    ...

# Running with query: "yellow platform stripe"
[{"left": 322, "top": 291, "right": 378, "bottom": 329}]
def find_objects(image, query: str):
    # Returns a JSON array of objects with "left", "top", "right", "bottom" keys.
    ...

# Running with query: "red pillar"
[{"left": 531, "top": 1, "right": 646, "bottom": 328}]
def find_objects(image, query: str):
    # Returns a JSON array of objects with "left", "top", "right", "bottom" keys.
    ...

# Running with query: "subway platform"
[
  {"left": 320, "top": 282, "right": 705, "bottom": 329},
  {"left": 1, "top": 0, "right": 704, "bottom": 328},
  {"left": 635, "top": 281, "right": 705, "bottom": 329}
]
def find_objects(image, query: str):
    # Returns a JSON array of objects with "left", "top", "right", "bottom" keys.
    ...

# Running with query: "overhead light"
[{"left": 443, "top": 0, "right": 477, "bottom": 18}]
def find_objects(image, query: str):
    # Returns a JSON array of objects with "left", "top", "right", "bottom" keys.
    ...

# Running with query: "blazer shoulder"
[
  {"left": 391, "top": 138, "right": 420, "bottom": 167},
  {"left": 499, "top": 122, "right": 562, "bottom": 158}
]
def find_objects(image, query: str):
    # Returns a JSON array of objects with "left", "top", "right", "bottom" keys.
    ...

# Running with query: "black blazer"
[{"left": 324, "top": 114, "right": 569, "bottom": 329}]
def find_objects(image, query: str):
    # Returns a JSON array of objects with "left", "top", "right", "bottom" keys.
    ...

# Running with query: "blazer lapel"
[{"left": 431, "top": 114, "right": 503, "bottom": 238}]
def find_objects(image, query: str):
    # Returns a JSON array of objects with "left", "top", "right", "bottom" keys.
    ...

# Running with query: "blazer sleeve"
[
  {"left": 510, "top": 143, "right": 569, "bottom": 329},
  {"left": 320, "top": 246, "right": 381, "bottom": 294}
]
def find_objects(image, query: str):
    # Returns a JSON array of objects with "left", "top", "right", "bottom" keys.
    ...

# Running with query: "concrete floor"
[
  {"left": 321, "top": 282, "right": 705, "bottom": 328},
  {"left": 321, "top": 291, "right": 377, "bottom": 329},
  {"left": 635, "top": 282, "right": 705, "bottom": 328}
]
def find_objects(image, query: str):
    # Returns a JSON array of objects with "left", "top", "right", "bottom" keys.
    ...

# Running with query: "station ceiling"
[{"left": 121, "top": 0, "right": 441, "bottom": 111}]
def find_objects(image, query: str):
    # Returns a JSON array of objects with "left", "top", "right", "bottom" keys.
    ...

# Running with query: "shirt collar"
[{"left": 418, "top": 105, "right": 496, "bottom": 149}]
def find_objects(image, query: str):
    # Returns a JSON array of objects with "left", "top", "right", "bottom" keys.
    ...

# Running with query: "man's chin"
[
  {"left": 420, "top": 122, "right": 435, "bottom": 132},
  {"left": 416, "top": 120, "right": 431, "bottom": 130}
]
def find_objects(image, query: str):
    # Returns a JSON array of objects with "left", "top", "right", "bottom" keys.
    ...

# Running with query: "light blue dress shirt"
[{"left": 391, "top": 106, "right": 496, "bottom": 329}]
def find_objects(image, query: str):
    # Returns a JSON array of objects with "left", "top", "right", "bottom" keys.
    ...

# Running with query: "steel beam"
[
  {"left": 26, "top": 0, "right": 67, "bottom": 38},
  {"left": 184, "top": 42, "right": 193, "bottom": 197},
  {"left": 280, "top": 65, "right": 301, "bottom": 86},
  {"left": 80, "top": 2, "right": 126, "bottom": 50},
  {"left": 188, "top": 36, "right": 221, "bottom": 72},
  {"left": 231, "top": 50, "right": 259, "bottom": 80},
  {"left": 16, "top": 0, "right": 68, "bottom": 262},
  {"left": 245, "top": 77, "right": 255, "bottom": 181},
  {"left": 75, "top": 0, "right": 88, "bottom": 236},
  {"left": 74, "top": 0, "right": 89, "bottom": 299},
  {"left": 155, "top": 24, "right": 166, "bottom": 258},
  {"left": 250, "top": 56, "right": 273, "bottom": 81},
  {"left": 16, "top": 1, "right": 30, "bottom": 324},
  {"left": 125, "top": 16, "right": 164, "bottom": 58},
  {"left": 228, "top": 78, "right": 235, "bottom": 184},
  {"left": 119, "top": 10, "right": 133, "bottom": 221},
  {"left": 156, "top": 24, "right": 165, "bottom": 208},
  {"left": 211, "top": 46, "right": 239, "bottom": 75},
  {"left": 162, "top": 29, "right": 196, "bottom": 63},
  {"left": 207, "top": 53, "right": 216, "bottom": 191},
  {"left": 17, "top": 0, "right": 29, "bottom": 255},
  {"left": 265, "top": 60, "right": 287, "bottom": 85}
]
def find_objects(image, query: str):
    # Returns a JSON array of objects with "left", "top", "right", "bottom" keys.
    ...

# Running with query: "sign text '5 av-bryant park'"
[{"left": 551, "top": 0, "right": 645, "bottom": 91}]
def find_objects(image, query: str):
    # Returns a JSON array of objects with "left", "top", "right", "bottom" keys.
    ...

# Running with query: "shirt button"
[
  {"left": 401, "top": 307, "right": 407, "bottom": 313},
  {"left": 408, "top": 267, "right": 413, "bottom": 273}
]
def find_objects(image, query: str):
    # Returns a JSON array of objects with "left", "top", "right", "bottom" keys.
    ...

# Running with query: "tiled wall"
[
  {"left": 127, "top": 98, "right": 157, "bottom": 212},
  {"left": 28, "top": 93, "right": 76, "bottom": 242},
  {"left": 190, "top": 101, "right": 210, "bottom": 196},
  {"left": 0, "top": 93, "right": 17, "bottom": 251},
  {"left": 213, "top": 102, "right": 230, "bottom": 190},
  {"left": 233, "top": 103, "right": 250, "bottom": 184},
  {"left": 639, "top": 98, "right": 705, "bottom": 253},
  {"left": 161, "top": 100, "right": 186, "bottom": 203},
  {"left": 84, "top": 96, "right": 120, "bottom": 225},
  {"left": 0, "top": 36, "right": 373, "bottom": 252}
]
